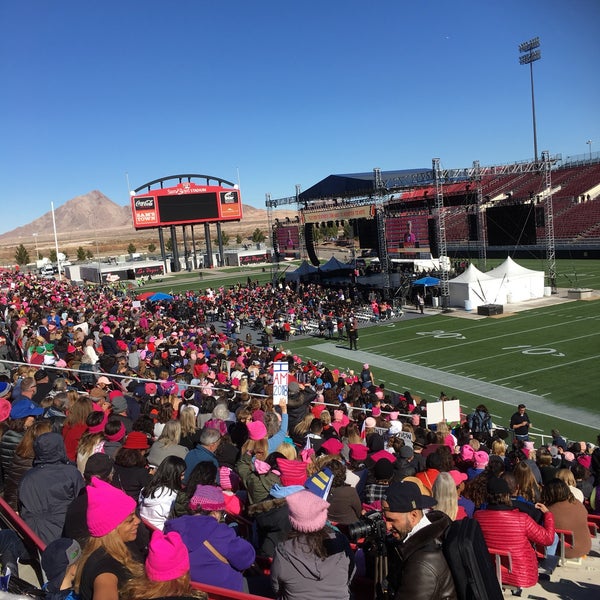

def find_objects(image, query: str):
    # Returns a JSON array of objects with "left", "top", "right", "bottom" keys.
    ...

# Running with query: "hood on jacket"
[
  {"left": 165, "top": 514, "right": 221, "bottom": 551},
  {"left": 277, "top": 529, "right": 346, "bottom": 581},
  {"left": 33, "top": 432, "right": 69, "bottom": 466}
]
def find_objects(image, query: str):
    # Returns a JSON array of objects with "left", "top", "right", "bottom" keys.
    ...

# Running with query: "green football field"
[
  {"left": 284, "top": 299, "right": 600, "bottom": 445},
  {"left": 141, "top": 258, "right": 600, "bottom": 444}
]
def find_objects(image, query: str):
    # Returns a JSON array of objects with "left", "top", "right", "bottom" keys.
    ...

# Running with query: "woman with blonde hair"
[
  {"left": 75, "top": 477, "right": 143, "bottom": 600},
  {"left": 178, "top": 405, "right": 201, "bottom": 451},
  {"left": 147, "top": 420, "right": 188, "bottom": 469},
  {"left": 491, "top": 439, "right": 507, "bottom": 457},
  {"left": 432, "top": 471, "right": 463, "bottom": 521},
  {"left": 122, "top": 529, "right": 206, "bottom": 600},
  {"left": 555, "top": 467, "right": 584, "bottom": 503}
]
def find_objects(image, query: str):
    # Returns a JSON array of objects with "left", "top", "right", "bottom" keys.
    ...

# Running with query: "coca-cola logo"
[{"left": 135, "top": 197, "right": 155, "bottom": 209}]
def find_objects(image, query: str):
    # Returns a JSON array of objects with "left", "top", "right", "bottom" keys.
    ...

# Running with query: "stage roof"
[{"left": 299, "top": 168, "right": 433, "bottom": 202}]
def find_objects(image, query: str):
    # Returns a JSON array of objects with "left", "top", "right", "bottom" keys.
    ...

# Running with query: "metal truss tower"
[
  {"left": 472, "top": 160, "right": 487, "bottom": 270},
  {"left": 433, "top": 158, "right": 449, "bottom": 306},
  {"left": 373, "top": 168, "right": 390, "bottom": 295},
  {"left": 542, "top": 151, "right": 556, "bottom": 291}
]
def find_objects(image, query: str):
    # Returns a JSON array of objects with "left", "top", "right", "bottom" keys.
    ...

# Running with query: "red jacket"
[{"left": 474, "top": 506, "right": 554, "bottom": 588}]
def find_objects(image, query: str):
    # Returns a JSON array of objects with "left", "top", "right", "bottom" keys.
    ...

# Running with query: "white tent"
[
  {"left": 448, "top": 264, "right": 507, "bottom": 309},
  {"left": 486, "top": 257, "right": 545, "bottom": 303}
]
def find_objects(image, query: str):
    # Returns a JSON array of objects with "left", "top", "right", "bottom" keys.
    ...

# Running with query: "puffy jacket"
[
  {"left": 474, "top": 505, "right": 554, "bottom": 588},
  {"left": 0, "top": 429, "right": 24, "bottom": 485},
  {"left": 164, "top": 514, "right": 255, "bottom": 591},
  {"left": 389, "top": 511, "right": 457, "bottom": 600},
  {"left": 18, "top": 432, "right": 84, "bottom": 545},
  {"left": 3, "top": 452, "right": 33, "bottom": 511}
]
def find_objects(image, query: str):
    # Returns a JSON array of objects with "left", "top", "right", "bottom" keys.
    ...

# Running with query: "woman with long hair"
[
  {"left": 139, "top": 455, "right": 186, "bottom": 530},
  {"left": 541, "top": 478, "right": 591, "bottom": 560},
  {"left": 62, "top": 396, "right": 93, "bottom": 462},
  {"left": 147, "top": 420, "right": 188, "bottom": 469},
  {"left": 3, "top": 420, "right": 53, "bottom": 510},
  {"left": 122, "top": 530, "right": 206, "bottom": 600},
  {"left": 271, "top": 489, "right": 355, "bottom": 600},
  {"left": 179, "top": 405, "right": 201, "bottom": 451},
  {"left": 513, "top": 460, "right": 541, "bottom": 504},
  {"left": 76, "top": 411, "right": 107, "bottom": 474},
  {"left": 74, "top": 477, "right": 143, "bottom": 600},
  {"left": 432, "top": 471, "right": 463, "bottom": 521}
]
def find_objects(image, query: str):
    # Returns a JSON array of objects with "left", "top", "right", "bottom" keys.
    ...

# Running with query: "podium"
[{"left": 477, "top": 304, "right": 503, "bottom": 316}]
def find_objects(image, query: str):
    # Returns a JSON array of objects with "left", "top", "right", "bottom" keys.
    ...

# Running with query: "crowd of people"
[{"left": 0, "top": 269, "right": 598, "bottom": 599}]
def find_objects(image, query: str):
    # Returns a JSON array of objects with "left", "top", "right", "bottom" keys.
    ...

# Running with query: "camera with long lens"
[{"left": 347, "top": 510, "right": 387, "bottom": 541}]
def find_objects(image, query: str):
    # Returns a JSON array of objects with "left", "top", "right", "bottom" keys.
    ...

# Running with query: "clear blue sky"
[{"left": 1, "top": 0, "right": 598, "bottom": 234}]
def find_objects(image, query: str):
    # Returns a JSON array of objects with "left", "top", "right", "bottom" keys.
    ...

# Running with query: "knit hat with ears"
[
  {"left": 145, "top": 530, "right": 190, "bottom": 582},
  {"left": 86, "top": 476, "right": 136, "bottom": 537},
  {"left": 286, "top": 489, "right": 330, "bottom": 532}
]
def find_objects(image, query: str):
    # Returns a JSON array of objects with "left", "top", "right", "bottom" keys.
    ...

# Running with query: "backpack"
[{"left": 442, "top": 517, "right": 503, "bottom": 600}]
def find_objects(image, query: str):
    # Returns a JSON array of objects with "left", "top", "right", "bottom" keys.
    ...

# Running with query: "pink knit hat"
[
  {"left": 460, "top": 445, "right": 475, "bottom": 461},
  {"left": 246, "top": 420, "right": 267, "bottom": 441},
  {"left": 287, "top": 490, "right": 329, "bottom": 532},
  {"left": 145, "top": 530, "right": 189, "bottom": 582},
  {"left": 320, "top": 438, "right": 343, "bottom": 455},
  {"left": 189, "top": 485, "right": 226, "bottom": 512},
  {"left": 474, "top": 450, "right": 489, "bottom": 469},
  {"left": 86, "top": 477, "right": 136, "bottom": 537},
  {"left": 276, "top": 458, "right": 308, "bottom": 486},
  {"left": 372, "top": 407, "right": 381, "bottom": 417},
  {"left": 349, "top": 443, "right": 368, "bottom": 462},
  {"left": 364, "top": 417, "right": 377, "bottom": 428}
]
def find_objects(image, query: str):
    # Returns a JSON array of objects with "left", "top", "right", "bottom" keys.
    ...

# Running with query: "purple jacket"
[{"left": 164, "top": 514, "right": 255, "bottom": 591}]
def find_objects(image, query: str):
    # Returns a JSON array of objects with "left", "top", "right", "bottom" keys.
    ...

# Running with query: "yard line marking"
[
  {"left": 441, "top": 331, "right": 600, "bottom": 369},
  {"left": 377, "top": 315, "right": 598, "bottom": 359},
  {"left": 490, "top": 354, "right": 600, "bottom": 383}
]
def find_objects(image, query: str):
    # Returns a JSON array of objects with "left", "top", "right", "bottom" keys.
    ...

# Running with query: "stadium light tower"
[{"left": 519, "top": 36, "right": 541, "bottom": 163}]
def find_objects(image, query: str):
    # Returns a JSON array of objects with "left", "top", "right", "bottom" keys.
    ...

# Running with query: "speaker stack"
[{"left": 477, "top": 304, "right": 504, "bottom": 316}]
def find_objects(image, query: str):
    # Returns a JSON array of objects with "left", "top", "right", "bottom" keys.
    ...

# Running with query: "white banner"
[{"left": 272, "top": 361, "right": 289, "bottom": 405}]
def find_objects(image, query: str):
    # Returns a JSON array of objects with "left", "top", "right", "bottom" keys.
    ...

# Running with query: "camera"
[{"left": 348, "top": 510, "right": 387, "bottom": 541}]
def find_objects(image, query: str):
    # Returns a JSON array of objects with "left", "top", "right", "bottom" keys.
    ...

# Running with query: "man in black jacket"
[{"left": 383, "top": 481, "right": 457, "bottom": 600}]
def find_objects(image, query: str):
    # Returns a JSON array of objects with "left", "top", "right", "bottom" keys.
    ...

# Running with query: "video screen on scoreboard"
[{"left": 157, "top": 193, "right": 220, "bottom": 223}]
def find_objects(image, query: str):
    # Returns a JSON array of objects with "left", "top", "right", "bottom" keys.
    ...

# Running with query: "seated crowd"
[{"left": 0, "top": 270, "right": 598, "bottom": 599}]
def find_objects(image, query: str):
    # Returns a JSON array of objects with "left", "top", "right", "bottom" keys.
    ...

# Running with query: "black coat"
[{"left": 389, "top": 511, "right": 457, "bottom": 600}]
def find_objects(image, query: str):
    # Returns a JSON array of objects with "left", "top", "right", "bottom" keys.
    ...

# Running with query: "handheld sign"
[{"left": 273, "top": 361, "right": 289, "bottom": 405}]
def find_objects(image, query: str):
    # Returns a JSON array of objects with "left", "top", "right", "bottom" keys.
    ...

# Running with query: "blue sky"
[{"left": 1, "top": 0, "right": 598, "bottom": 234}]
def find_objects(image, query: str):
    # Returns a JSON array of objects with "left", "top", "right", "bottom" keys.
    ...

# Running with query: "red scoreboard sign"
[{"left": 131, "top": 182, "right": 242, "bottom": 229}]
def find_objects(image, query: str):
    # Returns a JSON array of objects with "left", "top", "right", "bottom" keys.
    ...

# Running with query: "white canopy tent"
[
  {"left": 448, "top": 264, "right": 507, "bottom": 309},
  {"left": 487, "top": 257, "right": 545, "bottom": 303}
]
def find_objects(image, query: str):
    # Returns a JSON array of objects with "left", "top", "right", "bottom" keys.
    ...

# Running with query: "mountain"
[{"left": 0, "top": 191, "right": 131, "bottom": 241}]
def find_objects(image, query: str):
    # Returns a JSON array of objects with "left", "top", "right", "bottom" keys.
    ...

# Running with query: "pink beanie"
[
  {"left": 372, "top": 407, "right": 381, "bottom": 417},
  {"left": 276, "top": 458, "right": 308, "bottom": 486},
  {"left": 189, "top": 485, "right": 226, "bottom": 512},
  {"left": 145, "top": 530, "right": 189, "bottom": 582},
  {"left": 364, "top": 417, "right": 377, "bottom": 428},
  {"left": 86, "top": 477, "right": 136, "bottom": 537},
  {"left": 320, "top": 438, "right": 344, "bottom": 455},
  {"left": 287, "top": 490, "right": 329, "bottom": 532},
  {"left": 460, "top": 445, "right": 475, "bottom": 461},
  {"left": 246, "top": 420, "right": 267, "bottom": 441},
  {"left": 474, "top": 450, "right": 489, "bottom": 469}
]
